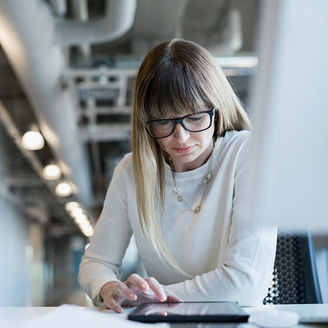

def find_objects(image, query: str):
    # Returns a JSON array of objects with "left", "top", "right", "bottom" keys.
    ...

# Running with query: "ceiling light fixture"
[
  {"left": 65, "top": 202, "right": 80, "bottom": 212},
  {"left": 74, "top": 214, "right": 87, "bottom": 224},
  {"left": 43, "top": 164, "right": 61, "bottom": 180},
  {"left": 74, "top": 214, "right": 94, "bottom": 237},
  {"left": 21, "top": 131, "right": 44, "bottom": 150},
  {"left": 81, "top": 226, "right": 94, "bottom": 237},
  {"left": 64, "top": 202, "right": 94, "bottom": 237},
  {"left": 70, "top": 207, "right": 84, "bottom": 218},
  {"left": 55, "top": 182, "right": 73, "bottom": 197}
]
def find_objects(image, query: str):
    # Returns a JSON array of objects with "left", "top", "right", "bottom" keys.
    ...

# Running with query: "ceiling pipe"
[
  {"left": 56, "top": 0, "right": 137, "bottom": 46},
  {"left": 209, "top": 8, "right": 243, "bottom": 55},
  {"left": 0, "top": 0, "right": 92, "bottom": 204},
  {"left": 70, "top": 0, "right": 91, "bottom": 57},
  {"left": 131, "top": 0, "right": 189, "bottom": 53},
  {"left": 49, "top": 0, "right": 67, "bottom": 16}
]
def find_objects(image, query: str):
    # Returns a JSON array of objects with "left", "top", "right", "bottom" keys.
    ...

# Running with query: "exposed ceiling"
[{"left": 0, "top": 0, "right": 259, "bottom": 237}]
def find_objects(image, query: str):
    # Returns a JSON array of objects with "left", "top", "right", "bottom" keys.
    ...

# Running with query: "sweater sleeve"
[
  {"left": 78, "top": 157, "right": 133, "bottom": 302},
  {"left": 164, "top": 139, "right": 277, "bottom": 306}
]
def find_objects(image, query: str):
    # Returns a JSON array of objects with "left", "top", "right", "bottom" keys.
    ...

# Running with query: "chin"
[{"left": 174, "top": 153, "right": 199, "bottom": 163}]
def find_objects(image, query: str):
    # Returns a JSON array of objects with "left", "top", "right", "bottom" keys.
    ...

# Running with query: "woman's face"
[{"left": 156, "top": 112, "right": 215, "bottom": 172}]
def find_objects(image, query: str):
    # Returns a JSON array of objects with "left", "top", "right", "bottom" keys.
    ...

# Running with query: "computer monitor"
[{"left": 240, "top": 0, "right": 328, "bottom": 233}]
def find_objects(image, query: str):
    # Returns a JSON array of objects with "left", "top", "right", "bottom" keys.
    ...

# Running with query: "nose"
[{"left": 173, "top": 123, "right": 190, "bottom": 142}]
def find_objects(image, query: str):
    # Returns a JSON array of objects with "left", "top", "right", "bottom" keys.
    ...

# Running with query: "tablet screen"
[{"left": 128, "top": 301, "right": 249, "bottom": 323}]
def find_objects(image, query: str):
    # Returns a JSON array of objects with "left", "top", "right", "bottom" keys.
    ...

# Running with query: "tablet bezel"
[{"left": 127, "top": 301, "right": 250, "bottom": 323}]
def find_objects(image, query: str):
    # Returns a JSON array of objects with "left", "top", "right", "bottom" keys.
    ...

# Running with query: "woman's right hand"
[{"left": 100, "top": 273, "right": 182, "bottom": 313}]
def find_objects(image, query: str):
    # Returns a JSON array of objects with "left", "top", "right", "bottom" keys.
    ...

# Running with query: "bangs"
[{"left": 143, "top": 62, "right": 213, "bottom": 121}]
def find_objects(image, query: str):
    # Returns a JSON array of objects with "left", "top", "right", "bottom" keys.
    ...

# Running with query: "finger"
[
  {"left": 115, "top": 283, "right": 137, "bottom": 301},
  {"left": 104, "top": 297, "right": 123, "bottom": 313},
  {"left": 126, "top": 273, "right": 149, "bottom": 292},
  {"left": 166, "top": 294, "right": 183, "bottom": 303},
  {"left": 145, "top": 277, "right": 167, "bottom": 302}
]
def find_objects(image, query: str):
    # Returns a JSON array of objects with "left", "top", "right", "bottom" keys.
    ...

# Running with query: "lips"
[{"left": 173, "top": 145, "right": 195, "bottom": 154}]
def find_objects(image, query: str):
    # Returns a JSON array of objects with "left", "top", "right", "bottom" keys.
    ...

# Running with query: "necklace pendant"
[
  {"left": 203, "top": 173, "right": 212, "bottom": 184},
  {"left": 177, "top": 195, "right": 183, "bottom": 202},
  {"left": 194, "top": 205, "right": 201, "bottom": 213}
]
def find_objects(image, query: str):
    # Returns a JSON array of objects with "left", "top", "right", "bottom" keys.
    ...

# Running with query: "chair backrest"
[{"left": 263, "top": 232, "right": 323, "bottom": 304}]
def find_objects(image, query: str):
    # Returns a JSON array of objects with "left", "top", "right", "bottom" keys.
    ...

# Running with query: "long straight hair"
[{"left": 132, "top": 39, "right": 251, "bottom": 275}]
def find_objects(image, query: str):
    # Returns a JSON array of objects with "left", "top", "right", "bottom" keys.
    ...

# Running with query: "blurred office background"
[{"left": 0, "top": 0, "right": 327, "bottom": 306}]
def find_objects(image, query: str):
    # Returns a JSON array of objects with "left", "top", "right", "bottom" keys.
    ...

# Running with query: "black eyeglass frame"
[{"left": 145, "top": 108, "right": 217, "bottom": 139}]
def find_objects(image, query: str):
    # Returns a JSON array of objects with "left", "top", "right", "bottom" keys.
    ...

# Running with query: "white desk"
[
  {"left": 0, "top": 306, "right": 130, "bottom": 328},
  {"left": 0, "top": 305, "right": 327, "bottom": 328},
  {"left": 0, "top": 307, "right": 54, "bottom": 328}
]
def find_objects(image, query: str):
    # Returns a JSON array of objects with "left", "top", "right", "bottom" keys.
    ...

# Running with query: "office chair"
[{"left": 263, "top": 232, "right": 323, "bottom": 304}]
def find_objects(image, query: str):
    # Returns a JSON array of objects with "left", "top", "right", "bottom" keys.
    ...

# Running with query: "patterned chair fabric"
[{"left": 263, "top": 233, "right": 322, "bottom": 305}]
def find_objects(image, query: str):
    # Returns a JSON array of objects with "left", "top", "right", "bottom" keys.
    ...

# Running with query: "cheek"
[
  {"left": 198, "top": 126, "right": 215, "bottom": 144},
  {"left": 156, "top": 139, "right": 169, "bottom": 152}
]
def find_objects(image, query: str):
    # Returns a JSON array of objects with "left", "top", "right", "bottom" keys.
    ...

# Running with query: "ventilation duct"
[{"left": 56, "top": 0, "right": 137, "bottom": 46}]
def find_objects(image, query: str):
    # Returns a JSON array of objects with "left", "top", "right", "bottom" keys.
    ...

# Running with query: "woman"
[{"left": 78, "top": 39, "right": 277, "bottom": 313}]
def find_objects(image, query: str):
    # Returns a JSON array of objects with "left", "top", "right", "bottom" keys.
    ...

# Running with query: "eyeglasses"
[{"left": 145, "top": 108, "right": 216, "bottom": 139}]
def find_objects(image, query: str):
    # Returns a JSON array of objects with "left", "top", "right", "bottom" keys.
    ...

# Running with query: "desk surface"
[
  {"left": 0, "top": 305, "right": 327, "bottom": 328},
  {"left": 0, "top": 307, "right": 53, "bottom": 327}
]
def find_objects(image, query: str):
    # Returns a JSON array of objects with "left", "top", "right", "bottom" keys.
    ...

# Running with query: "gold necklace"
[{"left": 170, "top": 145, "right": 214, "bottom": 214}]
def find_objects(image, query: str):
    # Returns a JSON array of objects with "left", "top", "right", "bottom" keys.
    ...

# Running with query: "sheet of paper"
[
  {"left": 245, "top": 304, "right": 328, "bottom": 323},
  {"left": 275, "top": 304, "right": 328, "bottom": 323},
  {"left": 20, "top": 304, "right": 168, "bottom": 328}
]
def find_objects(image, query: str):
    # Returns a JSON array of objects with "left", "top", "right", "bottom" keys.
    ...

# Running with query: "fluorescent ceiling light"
[
  {"left": 65, "top": 202, "right": 80, "bottom": 211},
  {"left": 55, "top": 182, "right": 73, "bottom": 197},
  {"left": 74, "top": 214, "right": 88, "bottom": 224},
  {"left": 21, "top": 131, "right": 44, "bottom": 150},
  {"left": 70, "top": 207, "right": 84, "bottom": 218},
  {"left": 82, "top": 226, "right": 94, "bottom": 237},
  {"left": 75, "top": 215, "right": 94, "bottom": 237},
  {"left": 64, "top": 202, "right": 94, "bottom": 237},
  {"left": 43, "top": 164, "right": 61, "bottom": 180}
]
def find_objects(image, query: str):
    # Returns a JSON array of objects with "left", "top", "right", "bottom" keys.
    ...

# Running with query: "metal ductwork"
[
  {"left": 131, "top": 0, "right": 189, "bottom": 52},
  {"left": 209, "top": 8, "right": 243, "bottom": 55},
  {"left": 0, "top": 0, "right": 91, "bottom": 204},
  {"left": 56, "top": 0, "right": 137, "bottom": 46},
  {"left": 0, "top": 0, "right": 137, "bottom": 205},
  {"left": 49, "top": 0, "right": 67, "bottom": 17}
]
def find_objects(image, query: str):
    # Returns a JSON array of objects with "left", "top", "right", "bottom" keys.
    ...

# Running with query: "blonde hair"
[{"left": 132, "top": 39, "right": 251, "bottom": 275}]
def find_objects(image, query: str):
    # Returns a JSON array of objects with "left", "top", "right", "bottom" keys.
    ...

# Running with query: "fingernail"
[{"left": 130, "top": 293, "right": 137, "bottom": 300}]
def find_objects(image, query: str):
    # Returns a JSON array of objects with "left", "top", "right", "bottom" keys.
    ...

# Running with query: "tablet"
[{"left": 127, "top": 301, "right": 249, "bottom": 323}]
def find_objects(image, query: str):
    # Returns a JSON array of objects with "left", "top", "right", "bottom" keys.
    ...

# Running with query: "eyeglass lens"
[{"left": 147, "top": 111, "right": 212, "bottom": 138}]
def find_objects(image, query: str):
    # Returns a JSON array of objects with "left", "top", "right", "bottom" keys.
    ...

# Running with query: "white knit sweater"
[{"left": 78, "top": 130, "right": 277, "bottom": 306}]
